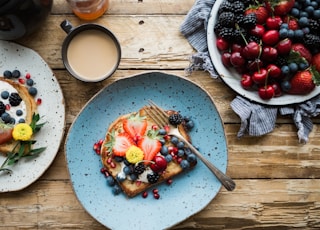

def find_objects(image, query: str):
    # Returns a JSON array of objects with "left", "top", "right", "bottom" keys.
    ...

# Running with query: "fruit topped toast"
[
  {"left": 0, "top": 77, "right": 38, "bottom": 154},
  {"left": 100, "top": 106, "right": 197, "bottom": 197}
]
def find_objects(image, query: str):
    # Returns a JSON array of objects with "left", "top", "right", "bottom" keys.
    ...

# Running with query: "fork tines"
[{"left": 145, "top": 100, "right": 169, "bottom": 127}]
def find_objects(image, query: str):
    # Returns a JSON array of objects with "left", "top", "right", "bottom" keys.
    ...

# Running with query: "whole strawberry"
[{"left": 288, "top": 70, "right": 315, "bottom": 95}]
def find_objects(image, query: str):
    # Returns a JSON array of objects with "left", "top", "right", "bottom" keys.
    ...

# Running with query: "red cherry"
[
  {"left": 258, "top": 85, "right": 275, "bottom": 100},
  {"left": 150, "top": 155, "right": 167, "bottom": 173},
  {"left": 247, "top": 59, "right": 264, "bottom": 72},
  {"left": 241, "top": 74, "right": 253, "bottom": 89},
  {"left": 267, "top": 64, "right": 282, "bottom": 78},
  {"left": 252, "top": 68, "right": 268, "bottom": 85},
  {"left": 230, "top": 51, "right": 246, "bottom": 67},
  {"left": 271, "top": 82, "right": 282, "bottom": 97},
  {"left": 231, "top": 43, "right": 243, "bottom": 53},
  {"left": 276, "top": 38, "right": 292, "bottom": 55},
  {"left": 221, "top": 51, "right": 232, "bottom": 67},
  {"left": 266, "top": 16, "right": 283, "bottom": 30},
  {"left": 262, "top": 30, "right": 280, "bottom": 46},
  {"left": 250, "top": 24, "right": 265, "bottom": 38},
  {"left": 261, "top": 46, "right": 278, "bottom": 62},
  {"left": 242, "top": 41, "right": 261, "bottom": 60},
  {"left": 216, "top": 37, "right": 229, "bottom": 51}
]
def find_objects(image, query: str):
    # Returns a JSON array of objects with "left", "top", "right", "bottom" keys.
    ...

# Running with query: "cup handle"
[{"left": 60, "top": 20, "right": 74, "bottom": 34}]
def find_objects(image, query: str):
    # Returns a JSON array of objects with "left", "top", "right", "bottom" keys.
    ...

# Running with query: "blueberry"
[
  {"left": 9, "top": 118, "right": 15, "bottom": 124},
  {"left": 158, "top": 128, "right": 167, "bottom": 135},
  {"left": 165, "top": 154, "right": 173, "bottom": 162},
  {"left": 3, "top": 70, "right": 12, "bottom": 78},
  {"left": 180, "top": 159, "right": 190, "bottom": 169},
  {"left": 26, "top": 79, "right": 34, "bottom": 86},
  {"left": 294, "top": 29, "right": 304, "bottom": 40},
  {"left": 291, "top": 8, "right": 300, "bottom": 17},
  {"left": 288, "top": 30, "right": 295, "bottom": 38},
  {"left": 184, "top": 147, "right": 192, "bottom": 155},
  {"left": 129, "top": 173, "right": 138, "bottom": 181},
  {"left": 112, "top": 184, "right": 122, "bottom": 195},
  {"left": 187, "top": 153, "right": 197, "bottom": 163},
  {"left": 18, "top": 118, "right": 25, "bottom": 123},
  {"left": 28, "top": 87, "right": 37, "bottom": 96},
  {"left": 185, "top": 120, "right": 194, "bottom": 130},
  {"left": 289, "top": 63, "right": 298, "bottom": 73},
  {"left": 12, "top": 70, "right": 20, "bottom": 78},
  {"left": 1, "top": 91, "right": 9, "bottom": 99},
  {"left": 305, "top": 6, "right": 314, "bottom": 15},
  {"left": 114, "top": 156, "right": 124, "bottom": 162},
  {"left": 177, "top": 149, "right": 185, "bottom": 157},
  {"left": 280, "top": 23, "right": 289, "bottom": 29},
  {"left": 160, "top": 145, "right": 169, "bottom": 156},
  {"left": 123, "top": 165, "right": 132, "bottom": 175},
  {"left": 299, "top": 11, "right": 309, "bottom": 17},
  {"left": 299, "top": 62, "right": 309, "bottom": 70},
  {"left": 298, "top": 16, "right": 309, "bottom": 27},
  {"left": 281, "top": 81, "right": 291, "bottom": 92},
  {"left": 106, "top": 176, "right": 115, "bottom": 186},
  {"left": 279, "top": 28, "right": 288, "bottom": 38},
  {"left": 16, "top": 109, "right": 23, "bottom": 116},
  {"left": 281, "top": 65, "right": 290, "bottom": 75},
  {"left": 176, "top": 141, "right": 185, "bottom": 149},
  {"left": 170, "top": 136, "right": 179, "bottom": 145},
  {"left": 314, "top": 9, "right": 320, "bottom": 19},
  {"left": 1, "top": 112, "right": 11, "bottom": 123}
]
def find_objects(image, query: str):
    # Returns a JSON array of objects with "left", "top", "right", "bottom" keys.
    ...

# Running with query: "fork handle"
[{"left": 173, "top": 134, "right": 236, "bottom": 191}]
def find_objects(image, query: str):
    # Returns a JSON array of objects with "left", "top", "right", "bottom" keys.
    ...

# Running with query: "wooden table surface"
[{"left": 1, "top": 0, "right": 320, "bottom": 229}]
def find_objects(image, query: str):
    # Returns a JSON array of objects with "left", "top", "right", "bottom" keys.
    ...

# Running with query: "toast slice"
[
  {"left": 0, "top": 78, "right": 37, "bottom": 154},
  {"left": 100, "top": 106, "right": 196, "bottom": 197}
]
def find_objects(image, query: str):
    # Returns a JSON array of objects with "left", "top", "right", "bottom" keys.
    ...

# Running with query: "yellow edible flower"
[
  {"left": 125, "top": 145, "right": 144, "bottom": 164},
  {"left": 12, "top": 123, "right": 33, "bottom": 141}
]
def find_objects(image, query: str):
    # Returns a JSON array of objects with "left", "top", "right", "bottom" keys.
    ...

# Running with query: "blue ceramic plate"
[{"left": 65, "top": 72, "right": 228, "bottom": 230}]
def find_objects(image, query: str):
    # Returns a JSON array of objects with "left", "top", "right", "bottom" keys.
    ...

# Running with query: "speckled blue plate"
[{"left": 65, "top": 71, "right": 228, "bottom": 230}]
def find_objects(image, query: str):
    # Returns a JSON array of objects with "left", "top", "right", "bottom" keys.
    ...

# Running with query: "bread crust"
[
  {"left": 100, "top": 107, "right": 195, "bottom": 197},
  {"left": 0, "top": 78, "right": 37, "bottom": 154}
]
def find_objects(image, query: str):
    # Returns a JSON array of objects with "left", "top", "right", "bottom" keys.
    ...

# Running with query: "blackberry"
[
  {"left": 147, "top": 172, "right": 160, "bottom": 184},
  {"left": 248, "top": 35, "right": 261, "bottom": 44},
  {"left": 233, "top": 28, "right": 247, "bottom": 44},
  {"left": 303, "top": 34, "right": 320, "bottom": 51},
  {"left": 218, "top": 27, "right": 234, "bottom": 41},
  {"left": 218, "top": 0, "right": 233, "bottom": 14},
  {"left": 232, "top": 1, "right": 245, "bottom": 15},
  {"left": 275, "top": 56, "right": 288, "bottom": 67},
  {"left": 239, "top": 13, "right": 257, "bottom": 30},
  {"left": 218, "top": 11, "right": 235, "bottom": 28},
  {"left": 169, "top": 113, "right": 183, "bottom": 125},
  {"left": 309, "top": 19, "right": 320, "bottom": 35},
  {"left": 9, "top": 93, "right": 22, "bottom": 106},
  {"left": 134, "top": 162, "right": 146, "bottom": 174},
  {"left": 0, "top": 101, "right": 5, "bottom": 115}
]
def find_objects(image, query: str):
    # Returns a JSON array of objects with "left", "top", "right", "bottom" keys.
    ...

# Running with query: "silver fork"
[{"left": 145, "top": 100, "right": 236, "bottom": 191}]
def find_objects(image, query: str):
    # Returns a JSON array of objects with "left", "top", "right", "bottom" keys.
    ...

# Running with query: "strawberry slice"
[
  {"left": 123, "top": 113, "right": 147, "bottom": 141},
  {"left": 0, "top": 123, "right": 13, "bottom": 145},
  {"left": 138, "top": 130, "right": 162, "bottom": 163},
  {"left": 112, "top": 132, "right": 135, "bottom": 156}
]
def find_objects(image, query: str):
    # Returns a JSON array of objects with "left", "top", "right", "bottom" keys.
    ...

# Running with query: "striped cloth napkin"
[{"left": 180, "top": 0, "right": 320, "bottom": 143}]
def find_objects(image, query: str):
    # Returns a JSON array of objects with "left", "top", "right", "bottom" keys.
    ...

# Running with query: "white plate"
[
  {"left": 65, "top": 72, "right": 228, "bottom": 230},
  {"left": 207, "top": 0, "right": 320, "bottom": 105},
  {"left": 0, "top": 40, "right": 65, "bottom": 192}
]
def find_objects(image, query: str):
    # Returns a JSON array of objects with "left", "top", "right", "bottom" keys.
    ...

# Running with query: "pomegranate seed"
[
  {"left": 142, "top": 191, "right": 148, "bottom": 198},
  {"left": 136, "top": 181, "right": 142, "bottom": 186},
  {"left": 100, "top": 167, "right": 107, "bottom": 173},
  {"left": 152, "top": 188, "right": 159, "bottom": 194},
  {"left": 5, "top": 104, "right": 10, "bottom": 110},
  {"left": 107, "top": 158, "right": 112, "bottom": 164},
  {"left": 153, "top": 193, "right": 160, "bottom": 199},
  {"left": 25, "top": 73, "right": 31, "bottom": 79},
  {"left": 36, "top": 98, "right": 42, "bottom": 105},
  {"left": 104, "top": 171, "right": 109, "bottom": 177},
  {"left": 110, "top": 162, "right": 116, "bottom": 168},
  {"left": 18, "top": 78, "right": 25, "bottom": 84},
  {"left": 98, "top": 139, "right": 103, "bottom": 145},
  {"left": 93, "top": 143, "right": 99, "bottom": 150},
  {"left": 151, "top": 125, "right": 158, "bottom": 130},
  {"left": 177, "top": 157, "right": 183, "bottom": 164},
  {"left": 166, "top": 179, "right": 173, "bottom": 185}
]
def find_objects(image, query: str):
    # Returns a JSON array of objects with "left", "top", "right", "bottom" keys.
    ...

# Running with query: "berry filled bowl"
[{"left": 207, "top": 0, "right": 320, "bottom": 105}]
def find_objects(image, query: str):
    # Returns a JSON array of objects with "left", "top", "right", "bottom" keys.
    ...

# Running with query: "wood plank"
[
  {"left": 52, "top": 0, "right": 196, "bottom": 15},
  {"left": 0, "top": 179, "right": 319, "bottom": 229}
]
